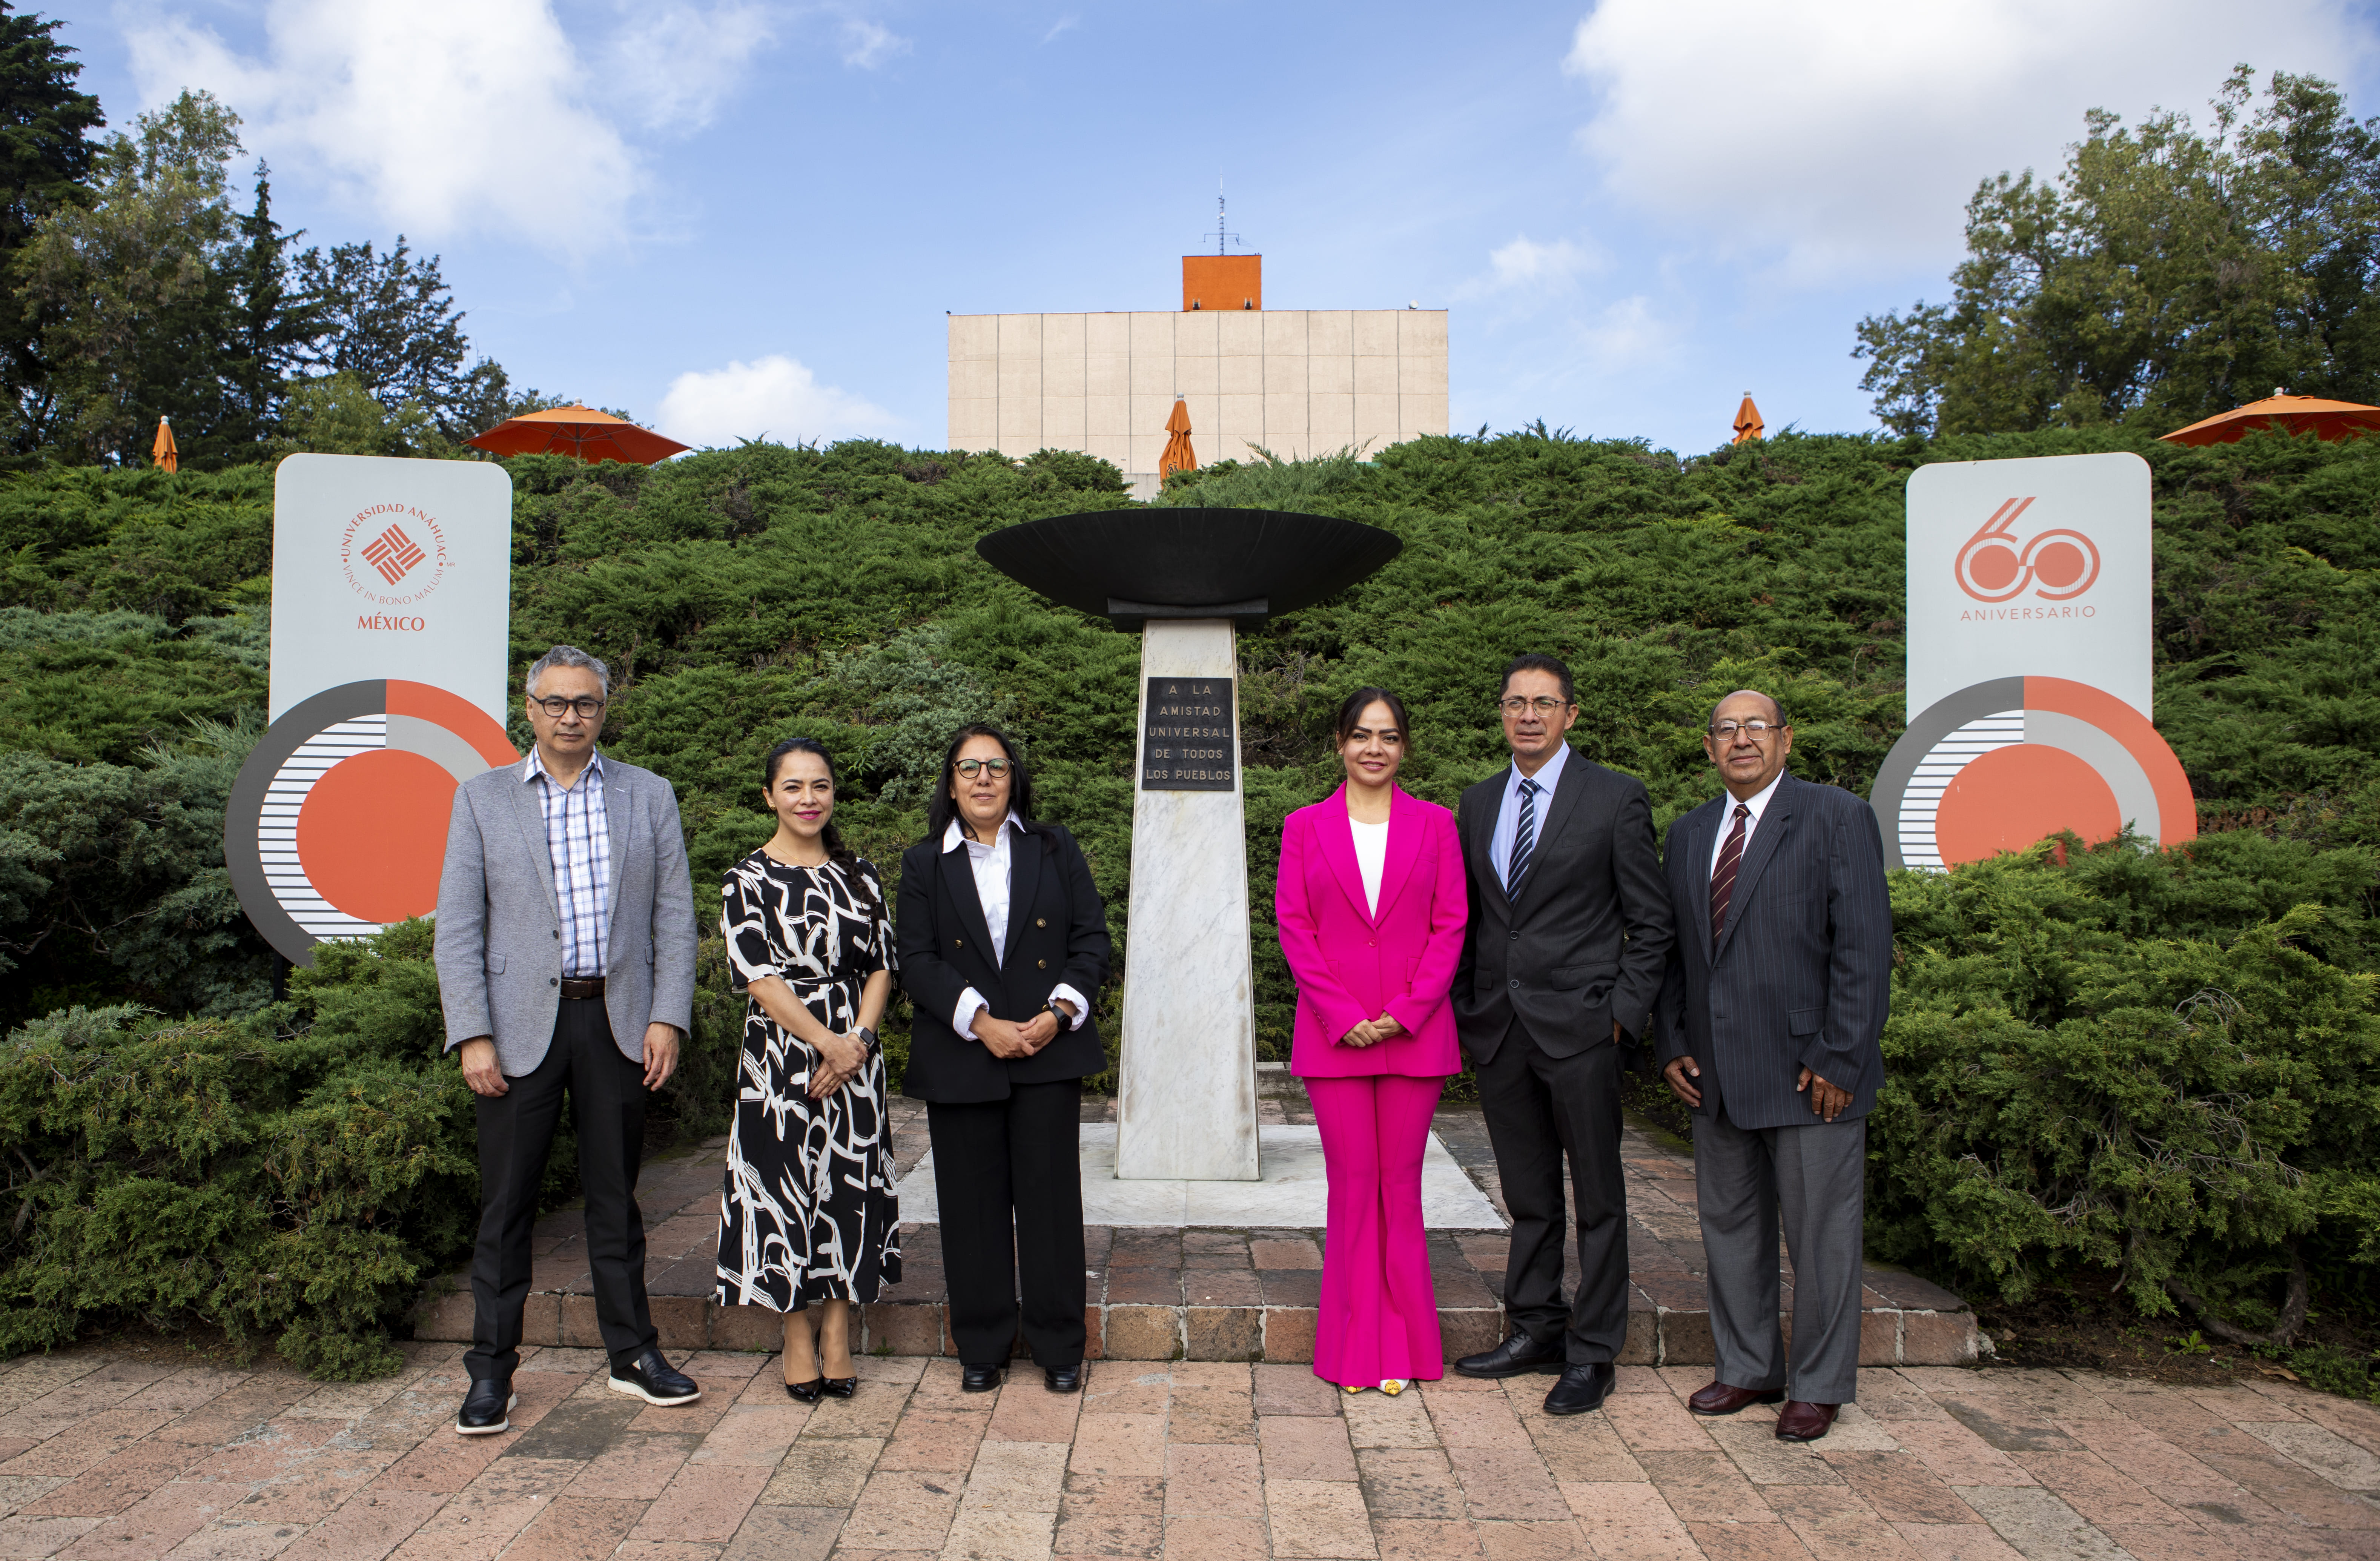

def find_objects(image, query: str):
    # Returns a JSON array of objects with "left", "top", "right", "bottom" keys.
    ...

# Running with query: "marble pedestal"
[{"left": 1115, "top": 619, "right": 1260, "bottom": 1180}]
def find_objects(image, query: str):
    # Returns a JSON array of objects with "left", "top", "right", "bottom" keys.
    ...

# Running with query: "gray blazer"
[
  {"left": 1450, "top": 749, "right": 1675, "bottom": 1064},
  {"left": 1654, "top": 773, "right": 1893, "bottom": 1131},
  {"left": 434, "top": 752, "right": 698, "bottom": 1076}
]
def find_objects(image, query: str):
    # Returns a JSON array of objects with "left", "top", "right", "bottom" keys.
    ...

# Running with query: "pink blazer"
[{"left": 1275, "top": 786, "right": 1468, "bottom": 1078}]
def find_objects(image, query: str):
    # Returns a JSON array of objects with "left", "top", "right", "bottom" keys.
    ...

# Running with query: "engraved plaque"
[{"left": 1140, "top": 676, "right": 1236, "bottom": 791}]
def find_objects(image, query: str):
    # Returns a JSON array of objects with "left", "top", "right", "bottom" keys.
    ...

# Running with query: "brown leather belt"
[{"left": 559, "top": 976, "right": 606, "bottom": 1000}]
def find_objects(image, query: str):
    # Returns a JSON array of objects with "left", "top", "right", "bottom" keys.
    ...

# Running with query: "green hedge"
[{"left": 4, "top": 426, "right": 2378, "bottom": 1377}]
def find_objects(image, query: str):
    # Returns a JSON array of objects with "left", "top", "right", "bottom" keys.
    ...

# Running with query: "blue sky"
[{"left": 59, "top": 0, "right": 2380, "bottom": 457}]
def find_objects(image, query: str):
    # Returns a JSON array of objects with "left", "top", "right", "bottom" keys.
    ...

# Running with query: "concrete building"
[{"left": 947, "top": 255, "right": 1448, "bottom": 496}]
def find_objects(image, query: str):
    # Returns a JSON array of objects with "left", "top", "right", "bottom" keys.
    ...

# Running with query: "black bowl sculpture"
[{"left": 975, "top": 507, "right": 1403, "bottom": 630}]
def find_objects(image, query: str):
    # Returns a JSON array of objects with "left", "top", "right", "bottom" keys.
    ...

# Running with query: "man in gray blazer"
[
  {"left": 1656, "top": 690, "right": 1893, "bottom": 1443},
  {"left": 1451, "top": 655, "right": 1674, "bottom": 1416},
  {"left": 435, "top": 644, "right": 702, "bottom": 1434}
]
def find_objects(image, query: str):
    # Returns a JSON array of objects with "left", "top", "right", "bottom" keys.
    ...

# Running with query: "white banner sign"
[
  {"left": 1904, "top": 452, "right": 2151, "bottom": 719},
  {"left": 269, "top": 455, "right": 515, "bottom": 725}
]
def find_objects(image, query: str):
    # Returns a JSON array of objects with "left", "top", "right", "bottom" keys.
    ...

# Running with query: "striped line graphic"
[
  {"left": 258, "top": 715, "right": 388, "bottom": 939},
  {"left": 1896, "top": 710, "right": 2024, "bottom": 870}
]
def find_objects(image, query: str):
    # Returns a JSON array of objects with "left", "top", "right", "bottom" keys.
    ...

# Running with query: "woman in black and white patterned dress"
[{"left": 715, "top": 737, "right": 898, "bottom": 1401}]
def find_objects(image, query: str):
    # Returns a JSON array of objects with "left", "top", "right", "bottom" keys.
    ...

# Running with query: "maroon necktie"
[{"left": 1709, "top": 803, "right": 1750, "bottom": 943}]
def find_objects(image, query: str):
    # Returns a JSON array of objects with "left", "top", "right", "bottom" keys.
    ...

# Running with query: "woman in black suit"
[{"left": 897, "top": 724, "right": 1111, "bottom": 1395}]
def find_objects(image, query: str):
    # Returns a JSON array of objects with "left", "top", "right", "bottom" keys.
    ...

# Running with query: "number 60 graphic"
[{"left": 1954, "top": 496, "right": 2102, "bottom": 603}]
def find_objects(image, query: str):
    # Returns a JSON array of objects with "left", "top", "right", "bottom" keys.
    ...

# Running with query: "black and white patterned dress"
[{"left": 715, "top": 849, "right": 901, "bottom": 1311}]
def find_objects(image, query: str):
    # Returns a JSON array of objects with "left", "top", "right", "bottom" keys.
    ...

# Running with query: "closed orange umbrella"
[
  {"left": 2160, "top": 390, "right": 2380, "bottom": 447},
  {"left": 467, "top": 405, "right": 690, "bottom": 464},
  {"left": 1732, "top": 393, "right": 1764, "bottom": 445},
  {"left": 152, "top": 416, "right": 177, "bottom": 473},
  {"left": 1159, "top": 399, "right": 1196, "bottom": 480}
]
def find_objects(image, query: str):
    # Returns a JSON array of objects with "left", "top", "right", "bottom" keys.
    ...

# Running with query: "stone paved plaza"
[{"left": 2, "top": 1342, "right": 2377, "bottom": 1561}]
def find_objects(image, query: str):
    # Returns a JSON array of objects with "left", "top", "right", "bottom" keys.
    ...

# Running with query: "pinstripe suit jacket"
[{"left": 1654, "top": 773, "right": 1893, "bottom": 1131}]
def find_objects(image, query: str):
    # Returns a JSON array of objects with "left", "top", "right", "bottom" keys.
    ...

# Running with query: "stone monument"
[{"left": 975, "top": 508, "right": 1402, "bottom": 1180}]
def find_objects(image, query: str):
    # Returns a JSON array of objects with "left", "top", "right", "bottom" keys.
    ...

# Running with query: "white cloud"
[
  {"left": 603, "top": 2, "right": 779, "bottom": 133},
  {"left": 1459, "top": 234, "right": 1602, "bottom": 300},
  {"left": 1577, "top": 294, "right": 1672, "bottom": 373},
  {"left": 1043, "top": 15, "right": 1080, "bottom": 43},
  {"left": 839, "top": 18, "right": 911, "bottom": 69},
  {"left": 655, "top": 355, "right": 901, "bottom": 447},
  {"left": 120, "top": 0, "right": 778, "bottom": 254},
  {"left": 1563, "top": 0, "right": 2375, "bottom": 279}
]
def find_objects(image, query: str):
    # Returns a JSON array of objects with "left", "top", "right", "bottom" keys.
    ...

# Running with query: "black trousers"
[
  {"left": 465, "top": 997, "right": 656, "bottom": 1381},
  {"left": 1476, "top": 1023, "right": 1629, "bottom": 1363},
  {"left": 927, "top": 1080, "right": 1086, "bottom": 1368}
]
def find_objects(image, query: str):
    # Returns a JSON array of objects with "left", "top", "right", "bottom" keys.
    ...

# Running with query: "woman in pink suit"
[{"left": 1276, "top": 688, "right": 1468, "bottom": 1394}]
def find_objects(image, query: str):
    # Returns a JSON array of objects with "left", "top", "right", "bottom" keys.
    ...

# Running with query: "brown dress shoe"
[
  {"left": 1687, "top": 1381, "right": 1785, "bottom": 1416},
  {"left": 1774, "top": 1401, "right": 1839, "bottom": 1442}
]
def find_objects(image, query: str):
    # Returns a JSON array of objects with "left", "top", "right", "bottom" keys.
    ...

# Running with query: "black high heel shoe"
[
  {"left": 821, "top": 1375, "right": 858, "bottom": 1398},
  {"left": 785, "top": 1377, "right": 825, "bottom": 1403}
]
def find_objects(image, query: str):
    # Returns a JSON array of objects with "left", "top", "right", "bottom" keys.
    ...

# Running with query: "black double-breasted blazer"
[
  {"left": 1451, "top": 748, "right": 1675, "bottom": 1065},
  {"left": 896, "top": 822, "right": 1112, "bottom": 1103},
  {"left": 1654, "top": 772, "right": 1894, "bottom": 1130}
]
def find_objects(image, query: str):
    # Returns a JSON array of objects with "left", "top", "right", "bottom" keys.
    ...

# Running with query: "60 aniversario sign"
[{"left": 1141, "top": 676, "right": 1235, "bottom": 791}]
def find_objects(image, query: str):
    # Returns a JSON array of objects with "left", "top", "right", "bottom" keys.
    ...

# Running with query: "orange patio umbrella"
[
  {"left": 1158, "top": 399, "right": 1196, "bottom": 480},
  {"left": 2160, "top": 390, "right": 2380, "bottom": 447},
  {"left": 151, "top": 416, "right": 177, "bottom": 473},
  {"left": 1731, "top": 393, "right": 1764, "bottom": 445},
  {"left": 467, "top": 405, "right": 690, "bottom": 464}
]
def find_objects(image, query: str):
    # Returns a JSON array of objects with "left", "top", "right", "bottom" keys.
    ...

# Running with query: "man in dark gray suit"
[
  {"left": 1656, "top": 690, "right": 1893, "bottom": 1443},
  {"left": 435, "top": 645, "right": 702, "bottom": 1435},
  {"left": 1451, "top": 655, "right": 1674, "bottom": 1415}
]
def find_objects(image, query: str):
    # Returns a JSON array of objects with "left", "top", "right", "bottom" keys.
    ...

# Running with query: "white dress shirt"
[
  {"left": 944, "top": 813, "right": 1091, "bottom": 1038},
  {"left": 1707, "top": 771, "right": 1787, "bottom": 879},
  {"left": 1349, "top": 816, "right": 1388, "bottom": 917},
  {"left": 1486, "top": 739, "right": 1572, "bottom": 884}
]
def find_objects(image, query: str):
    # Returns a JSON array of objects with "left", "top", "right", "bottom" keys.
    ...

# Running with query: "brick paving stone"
[
  {"left": 1636, "top": 1450, "right": 1779, "bottom": 1524},
  {"left": 2236, "top": 1421, "right": 2380, "bottom": 1491},
  {"left": 1884, "top": 1521, "right": 2026, "bottom": 1561},
  {"left": 1159, "top": 1515, "right": 1265, "bottom": 1561},
  {"left": 59, "top": 1480, "right": 231, "bottom": 1561},
  {"left": 1354, "top": 1450, "right": 1465, "bottom": 1521},
  {"left": 1370, "top": 1517, "right": 1481, "bottom": 1560},
  {"left": 1250, "top": 1370, "right": 1339, "bottom": 1420},
  {"left": 1683, "top": 1521, "right": 1813, "bottom": 1560},
  {"left": 761, "top": 1436, "right": 883, "bottom": 1506},
  {"left": 271, "top": 1490, "right": 444, "bottom": 1561},
  {"left": 630, "top": 1465, "right": 771, "bottom": 1545},
  {"left": 0, "top": 1517, "right": 101, "bottom": 1561},
  {"left": 1257, "top": 1419, "right": 1355, "bottom": 1483},
  {"left": 1760, "top": 1485, "right": 1924, "bottom": 1561},
  {"left": 720, "top": 1504, "right": 840, "bottom": 1561},
  {"left": 938, "top": 1506, "right": 1055, "bottom": 1561},
  {"left": 1339, "top": 1396, "right": 1436, "bottom": 1452},
  {"left": 1162, "top": 1443, "right": 1263, "bottom": 1520},
  {"left": 1952, "top": 1486, "right": 2131, "bottom": 1561},
  {"left": 1263, "top": 1480, "right": 1374, "bottom": 1560}
]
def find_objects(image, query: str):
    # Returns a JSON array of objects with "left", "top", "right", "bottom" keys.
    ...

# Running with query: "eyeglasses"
[
  {"left": 1498, "top": 696, "right": 1572, "bottom": 716},
  {"left": 530, "top": 696, "right": 606, "bottom": 719},
  {"left": 954, "top": 758, "right": 1012, "bottom": 779},
  {"left": 1709, "top": 720, "right": 1784, "bottom": 739}
]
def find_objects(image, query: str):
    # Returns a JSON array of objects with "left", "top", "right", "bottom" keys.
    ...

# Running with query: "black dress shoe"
[
  {"left": 1543, "top": 1362, "right": 1616, "bottom": 1417},
  {"left": 455, "top": 1377, "right": 516, "bottom": 1436},
  {"left": 961, "top": 1363, "right": 1005, "bottom": 1393},
  {"left": 1454, "top": 1331, "right": 1566, "bottom": 1379},
  {"left": 785, "top": 1378, "right": 825, "bottom": 1404},
  {"left": 1045, "top": 1364, "right": 1084, "bottom": 1394},
  {"left": 609, "top": 1348, "right": 702, "bottom": 1406},
  {"left": 821, "top": 1377, "right": 858, "bottom": 1399}
]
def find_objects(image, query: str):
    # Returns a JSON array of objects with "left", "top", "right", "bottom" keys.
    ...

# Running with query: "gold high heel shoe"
[
  {"left": 1342, "top": 1382, "right": 1365, "bottom": 1395},
  {"left": 1380, "top": 1380, "right": 1408, "bottom": 1396}
]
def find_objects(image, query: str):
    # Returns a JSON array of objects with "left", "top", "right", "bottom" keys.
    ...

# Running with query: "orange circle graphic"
[
  {"left": 293, "top": 748, "right": 456, "bottom": 923},
  {"left": 2030, "top": 540, "right": 2087, "bottom": 588},
  {"left": 1934, "top": 744, "right": 2121, "bottom": 866},
  {"left": 1968, "top": 544, "right": 2022, "bottom": 591}
]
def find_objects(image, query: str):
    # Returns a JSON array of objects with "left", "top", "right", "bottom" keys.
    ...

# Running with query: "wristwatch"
[{"left": 855, "top": 1026, "right": 880, "bottom": 1055}]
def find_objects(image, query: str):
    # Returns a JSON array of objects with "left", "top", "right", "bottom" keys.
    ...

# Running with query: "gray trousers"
[{"left": 1695, "top": 1105, "right": 1865, "bottom": 1405}]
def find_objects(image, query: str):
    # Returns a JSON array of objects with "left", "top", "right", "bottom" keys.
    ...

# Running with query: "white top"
[
  {"left": 1707, "top": 771, "right": 1787, "bottom": 879},
  {"left": 1488, "top": 739, "right": 1572, "bottom": 883},
  {"left": 942, "top": 813, "right": 1090, "bottom": 1039},
  {"left": 1349, "top": 817, "right": 1389, "bottom": 917}
]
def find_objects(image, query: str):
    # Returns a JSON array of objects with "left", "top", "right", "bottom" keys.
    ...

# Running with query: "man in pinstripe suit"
[{"left": 1656, "top": 690, "right": 1893, "bottom": 1444}]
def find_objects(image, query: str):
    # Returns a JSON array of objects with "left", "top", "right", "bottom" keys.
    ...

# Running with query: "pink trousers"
[{"left": 1307, "top": 1074, "right": 1445, "bottom": 1386}]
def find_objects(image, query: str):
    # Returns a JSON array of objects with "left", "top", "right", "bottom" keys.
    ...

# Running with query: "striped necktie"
[
  {"left": 1709, "top": 802, "right": 1751, "bottom": 943},
  {"left": 1506, "top": 777, "right": 1541, "bottom": 896}
]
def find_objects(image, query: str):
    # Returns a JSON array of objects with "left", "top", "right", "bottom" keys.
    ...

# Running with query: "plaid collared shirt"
[{"left": 526, "top": 747, "right": 611, "bottom": 978}]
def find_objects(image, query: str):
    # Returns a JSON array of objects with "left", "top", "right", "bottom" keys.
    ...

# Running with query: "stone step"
[{"left": 409, "top": 1280, "right": 1982, "bottom": 1367}]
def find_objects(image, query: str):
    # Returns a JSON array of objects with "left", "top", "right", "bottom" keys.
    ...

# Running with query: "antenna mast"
[{"left": 1213, "top": 180, "right": 1241, "bottom": 255}]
